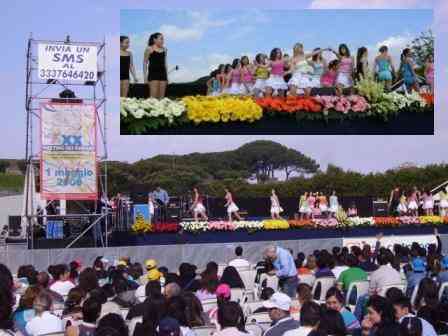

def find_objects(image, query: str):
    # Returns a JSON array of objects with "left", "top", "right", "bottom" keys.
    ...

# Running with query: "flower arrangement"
[
  {"left": 346, "top": 216, "right": 375, "bottom": 227},
  {"left": 262, "top": 219, "right": 290, "bottom": 230},
  {"left": 420, "top": 93, "right": 434, "bottom": 105},
  {"left": 120, "top": 97, "right": 187, "bottom": 133},
  {"left": 355, "top": 74, "right": 385, "bottom": 103},
  {"left": 255, "top": 96, "right": 322, "bottom": 113},
  {"left": 313, "top": 95, "right": 369, "bottom": 114},
  {"left": 151, "top": 223, "right": 179, "bottom": 233},
  {"left": 179, "top": 221, "right": 209, "bottom": 233},
  {"left": 208, "top": 221, "right": 237, "bottom": 231},
  {"left": 398, "top": 216, "right": 421, "bottom": 226},
  {"left": 419, "top": 216, "right": 444, "bottom": 225},
  {"left": 131, "top": 213, "right": 152, "bottom": 233},
  {"left": 314, "top": 218, "right": 339, "bottom": 228},
  {"left": 288, "top": 219, "right": 314, "bottom": 228},
  {"left": 182, "top": 96, "right": 263, "bottom": 124},
  {"left": 374, "top": 217, "right": 400, "bottom": 227}
]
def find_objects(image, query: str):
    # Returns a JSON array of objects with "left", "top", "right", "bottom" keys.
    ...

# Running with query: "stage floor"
[{"left": 110, "top": 225, "right": 448, "bottom": 246}]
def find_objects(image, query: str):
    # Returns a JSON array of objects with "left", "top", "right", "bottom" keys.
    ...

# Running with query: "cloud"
[
  {"left": 228, "top": 26, "right": 256, "bottom": 40},
  {"left": 309, "top": 0, "right": 432, "bottom": 8},
  {"left": 159, "top": 24, "right": 203, "bottom": 41}
]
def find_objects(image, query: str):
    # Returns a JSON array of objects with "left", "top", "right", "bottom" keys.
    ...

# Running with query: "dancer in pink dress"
[
  {"left": 425, "top": 54, "right": 434, "bottom": 94},
  {"left": 264, "top": 48, "right": 288, "bottom": 97},
  {"left": 191, "top": 188, "right": 208, "bottom": 221}
]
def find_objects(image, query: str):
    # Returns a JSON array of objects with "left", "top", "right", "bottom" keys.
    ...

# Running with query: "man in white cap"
[
  {"left": 264, "top": 245, "right": 298, "bottom": 298},
  {"left": 263, "top": 292, "right": 300, "bottom": 336}
]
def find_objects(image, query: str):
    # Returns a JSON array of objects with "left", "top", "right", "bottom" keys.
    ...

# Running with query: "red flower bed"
[
  {"left": 288, "top": 219, "right": 314, "bottom": 228},
  {"left": 255, "top": 96, "right": 322, "bottom": 113},
  {"left": 374, "top": 217, "right": 400, "bottom": 227},
  {"left": 152, "top": 223, "right": 179, "bottom": 233},
  {"left": 420, "top": 93, "right": 434, "bottom": 105}
]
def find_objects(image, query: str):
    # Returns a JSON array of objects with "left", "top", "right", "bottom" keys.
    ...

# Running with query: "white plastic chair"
[
  {"left": 245, "top": 322, "right": 265, "bottom": 336},
  {"left": 217, "top": 263, "right": 228, "bottom": 277},
  {"left": 243, "top": 301, "right": 265, "bottom": 316},
  {"left": 201, "top": 298, "right": 218, "bottom": 312},
  {"left": 410, "top": 283, "right": 420, "bottom": 308},
  {"left": 238, "top": 269, "right": 257, "bottom": 301},
  {"left": 230, "top": 288, "right": 245, "bottom": 303},
  {"left": 439, "top": 282, "right": 448, "bottom": 301},
  {"left": 256, "top": 273, "right": 279, "bottom": 300},
  {"left": 311, "top": 277, "right": 336, "bottom": 302},
  {"left": 192, "top": 326, "right": 216, "bottom": 336},
  {"left": 346, "top": 280, "right": 369, "bottom": 310},
  {"left": 246, "top": 312, "right": 271, "bottom": 323},
  {"left": 120, "top": 308, "right": 129, "bottom": 319},
  {"left": 128, "top": 316, "right": 142, "bottom": 336},
  {"left": 298, "top": 274, "right": 316, "bottom": 287},
  {"left": 378, "top": 283, "right": 406, "bottom": 297}
]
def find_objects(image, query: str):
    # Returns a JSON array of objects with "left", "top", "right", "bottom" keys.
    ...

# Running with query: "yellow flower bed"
[
  {"left": 132, "top": 214, "right": 153, "bottom": 233},
  {"left": 262, "top": 219, "right": 290, "bottom": 230},
  {"left": 419, "top": 215, "right": 443, "bottom": 225},
  {"left": 182, "top": 96, "right": 263, "bottom": 124}
]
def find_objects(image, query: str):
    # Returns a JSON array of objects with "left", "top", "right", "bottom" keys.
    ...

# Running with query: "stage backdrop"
[
  {"left": 40, "top": 102, "right": 97, "bottom": 200},
  {"left": 38, "top": 43, "right": 97, "bottom": 82}
]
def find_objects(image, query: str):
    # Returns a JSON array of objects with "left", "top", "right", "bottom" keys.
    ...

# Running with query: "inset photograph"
[{"left": 120, "top": 9, "right": 434, "bottom": 135}]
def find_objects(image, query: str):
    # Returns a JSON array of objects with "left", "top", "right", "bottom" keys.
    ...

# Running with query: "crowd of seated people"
[{"left": 0, "top": 228, "right": 447, "bottom": 336}]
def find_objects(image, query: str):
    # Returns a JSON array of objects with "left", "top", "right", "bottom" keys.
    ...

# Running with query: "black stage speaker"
[
  {"left": 8, "top": 216, "right": 22, "bottom": 237},
  {"left": 373, "top": 200, "right": 388, "bottom": 216},
  {"left": 166, "top": 207, "right": 181, "bottom": 221}
]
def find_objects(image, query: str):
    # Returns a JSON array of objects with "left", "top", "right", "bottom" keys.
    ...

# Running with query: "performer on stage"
[
  {"left": 319, "top": 192, "right": 329, "bottom": 218},
  {"left": 329, "top": 191, "right": 339, "bottom": 217},
  {"left": 153, "top": 186, "right": 169, "bottom": 222},
  {"left": 422, "top": 190, "right": 434, "bottom": 216},
  {"left": 388, "top": 186, "right": 401, "bottom": 216},
  {"left": 270, "top": 189, "right": 283, "bottom": 220},
  {"left": 439, "top": 187, "right": 448, "bottom": 217},
  {"left": 407, "top": 189, "right": 419, "bottom": 217},
  {"left": 191, "top": 188, "right": 208, "bottom": 221},
  {"left": 299, "top": 192, "right": 310, "bottom": 219},
  {"left": 308, "top": 192, "right": 316, "bottom": 219},
  {"left": 148, "top": 194, "right": 155, "bottom": 223},
  {"left": 224, "top": 188, "right": 242, "bottom": 222},
  {"left": 120, "top": 36, "right": 138, "bottom": 98},
  {"left": 143, "top": 32, "right": 168, "bottom": 99},
  {"left": 397, "top": 193, "right": 408, "bottom": 216}
]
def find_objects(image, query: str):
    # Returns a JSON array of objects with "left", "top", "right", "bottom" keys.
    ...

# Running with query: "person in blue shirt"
[
  {"left": 405, "top": 258, "right": 427, "bottom": 297},
  {"left": 438, "top": 256, "right": 448, "bottom": 284},
  {"left": 264, "top": 245, "right": 298, "bottom": 298},
  {"left": 153, "top": 187, "right": 169, "bottom": 205}
]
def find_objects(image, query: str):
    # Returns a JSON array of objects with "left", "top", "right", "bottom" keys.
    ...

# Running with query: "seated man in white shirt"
[
  {"left": 228, "top": 246, "right": 250, "bottom": 268},
  {"left": 49, "top": 264, "right": 75, "bottom": 297},
  {"left": 368, "top": 253, "right": 402, "bottom": 295},
  {"left": 393, "top": 296, "right": 437, "bottom": 336},
  {"left": 26, "top": 291, "right": 64, "bottom": 336}
]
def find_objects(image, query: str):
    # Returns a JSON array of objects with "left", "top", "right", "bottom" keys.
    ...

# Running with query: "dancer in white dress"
[
  {"left": 439, "top": 187, "right": 448, "bottom": 217},
  {"left": 397, "top": 193, "right": 408, "bottom": 216},
  {"left": 191, "top": 188, "right": 208, "bottom": 221},
  {"left": 270, "top": 189, "right": 283, "bottom": 219},
  {"left": 299, "top": 192, "right": 310, "bottom": 219},
  {"left": 422, "top": 191, "right": 434, "bottom": 216},
  {"left": 329, "top": 191, "right": 339, "bottom": 217},
  {"left": 224, "top": 188, "right": 242, "bottom": 222}
]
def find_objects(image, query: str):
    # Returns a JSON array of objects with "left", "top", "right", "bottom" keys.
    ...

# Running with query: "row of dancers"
[
  {"left": 393, "top": 188, "right": 448, "bottom": 216},
  {"left": 206, "top": 44, "right": 434, "bottom": 97},
  {"left": 120, "top": 33, "right": 434, "bottom": 99}
]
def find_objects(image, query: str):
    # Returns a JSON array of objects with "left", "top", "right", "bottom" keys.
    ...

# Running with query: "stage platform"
[{"left": 2, "top": 226, "right": 447, "bottom": 273}]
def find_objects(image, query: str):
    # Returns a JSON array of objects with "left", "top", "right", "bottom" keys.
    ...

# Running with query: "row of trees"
[{"left": 104, "top": 141, "right": 448, "bottom": 198}]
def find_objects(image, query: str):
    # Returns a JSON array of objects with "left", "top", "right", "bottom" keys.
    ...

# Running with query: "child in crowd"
[
  {"left": 321, "top": 60, "right": 340, "bottom": 94},
  {"left": 374, "top": 46, "right": 395, "bottom": 91},
  {"left": 425, "top": 54, "right": 434, "bottom": 94},
  {"left": 253, "top": 53, "right": 270, "bottom": 98},
  {"left": 355, "top": 46, "right": 369, "bottom": 81},
  {"left": 400, "top": 48, "right": 419, "bottom": 93},
  {"left": 240, "top": 55, "right": 254, "bottom": 95},
  {"left": 264, "top": 48, "right": 288, "bottom": 97}
]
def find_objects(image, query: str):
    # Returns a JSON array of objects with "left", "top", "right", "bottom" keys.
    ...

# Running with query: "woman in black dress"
[
  {"left": 120, "top": 36, "right": 138, "bottom": 97},
  {"left": 143, "top": 32, "right": 168, "bottom": 98}
]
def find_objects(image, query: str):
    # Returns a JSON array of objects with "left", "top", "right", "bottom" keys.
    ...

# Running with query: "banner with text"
[
  {"left": 41, "top": 103, "right": 96, "bottom": 152},
  {"left": 38, "top": 43, "right": 97, "bottom": 81},
  {"left": 41, "top": 151, "right": 97, "bottom": 200},
  {"left": 343, "top": 234, "right": 437, "bottom": 250}
]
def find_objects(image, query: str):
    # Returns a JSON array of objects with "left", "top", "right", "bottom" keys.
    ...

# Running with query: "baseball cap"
[
  {"left": 412, "top": 258, "right": 426, "bottom": 272},
  {"left": 263, "top": 292, "right": 291, "bottom": 311},
  {"left": 441, "top": 256, "right": 448, "bottom": 269},
  {"left": 159, "top": 317, "right": 180, "bottom": 336},
  {"left": 216, "top": 283, "right": 231, "bottom": 299},
  {"left": 145, "top": 259, "right": 158, "bottom": 269}
]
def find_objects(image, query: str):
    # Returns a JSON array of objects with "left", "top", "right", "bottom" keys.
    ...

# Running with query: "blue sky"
[
  {"left": 0, "top": 0, "right": 446, "bottom": 175},
  {"left": 121, "top": 9, "right": 433, "bottom": 82}
]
